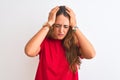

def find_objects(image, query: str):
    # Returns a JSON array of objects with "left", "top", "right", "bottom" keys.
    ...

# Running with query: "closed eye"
[
  {"left": 54, "top": 24, "right": 61, "bottom": 28},
  {"left": 53, "top": 24, "right": 69, "bottom": 28},
  {"left": 64, "top": 25, "right": 69, "bottom": 28}
]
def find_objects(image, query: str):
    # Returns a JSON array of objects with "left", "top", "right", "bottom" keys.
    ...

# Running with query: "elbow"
[
  {"left": 86, "top": 50, "right": 96, "bottom": 59},
  {"left": 82, "top": 50, "right": 96, "bottom": 59},
  {"left": 87, "top": 53, "right": 96, "bottom": 59},
  {"left": 24, "top": 47, "right": 38, "bottom": 57}
]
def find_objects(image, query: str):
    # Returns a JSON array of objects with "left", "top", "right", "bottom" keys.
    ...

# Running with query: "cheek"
[
  {"left": 53, "top": 28, "right": 58, "bottom": 34},
  {"left": 66, "top": 28, "right": 70, "bottom": 33},
  {"left": 63, "top": 29, "right": 69, "bottom": 36},
  {"left": 66, "top": 31, "right": 69, "bottom": 35}
]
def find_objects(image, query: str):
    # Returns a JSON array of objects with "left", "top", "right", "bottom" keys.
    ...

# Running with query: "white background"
[{"left": 0, "top": 0, "right": 120, "bottom": 80}]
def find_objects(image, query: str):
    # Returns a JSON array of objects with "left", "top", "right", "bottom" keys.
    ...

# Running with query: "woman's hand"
[
  {"left": 47, "top": 6, "right": 59, "bottom": 26},
  {"left": 66, "top": 7, "right": 77, "bottom": 27}
]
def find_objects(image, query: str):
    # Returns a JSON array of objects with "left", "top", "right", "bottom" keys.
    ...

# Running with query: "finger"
[
  {"left": 50, "top": 6, "right": 59, "bottom": 13},
  {"left": 65, "top": 6, "right": 75, "bottom": 15},
  {"left": 66, "top": 10, "right": 70, "bottom": 14},
  {"left": 66, "top": 10, "right": 72, "bottom": 17},
  {"left": 65, "top": 6, "right": 72, "bottom": 12},
  {"left": 54, "top": 7, "right": 59, "bottom": 13},
  {"left": 66, "top": 8, "right": 75, "bottom": 17}
]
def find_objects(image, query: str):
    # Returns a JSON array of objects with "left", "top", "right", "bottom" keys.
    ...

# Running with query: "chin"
[
  {"left": 57, "top": 37, "right": 64, "bottom": 40},
  {"left": 57, "top": 37, "right": 65, "bottom": 40}
]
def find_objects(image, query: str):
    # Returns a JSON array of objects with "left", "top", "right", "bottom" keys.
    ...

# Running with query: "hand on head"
[
  {"left": 48, "top": 6, "right": 59, "bottom": 26},
  {"left": 65, "top": 6, "right": 77, "bottom": 27},
  {"left": 47, "top": 6, "right": 77, "bottom": 28}
]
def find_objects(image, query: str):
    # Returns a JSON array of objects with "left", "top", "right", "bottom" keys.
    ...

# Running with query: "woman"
[{"left": 24, "top": 6, "right": 95, "bottom": 80}]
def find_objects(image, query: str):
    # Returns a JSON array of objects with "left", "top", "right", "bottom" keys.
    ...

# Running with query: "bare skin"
[
  {"left": 66, "top": 7, "right": 96, "bottom": 59},
  {"left": 24, "top": 6, "right": 96, "bottom": 59},
  {"left": 24, "top": 6, "right": 59, "bottom": 57},
  {"left": 52, "top": 14, "right": 70, "bottom": 40}
]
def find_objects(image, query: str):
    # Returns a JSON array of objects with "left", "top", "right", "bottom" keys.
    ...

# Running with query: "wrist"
[
  {"left": 72, "top": 26, "right": 78, "bottom": 32},
  {"left": 43, "top": 22, "right": 51, "bottom": 28},
  {"left": 47, "top": 21, "right": 53, "bottom": 27}
]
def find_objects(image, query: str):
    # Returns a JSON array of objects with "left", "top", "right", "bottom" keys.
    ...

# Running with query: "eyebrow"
[{"left": 54, "top": 24, "right": 69, "bottom": 26}]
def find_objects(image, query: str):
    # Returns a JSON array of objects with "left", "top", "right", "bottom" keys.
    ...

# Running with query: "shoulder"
[{"left": 41, "top": 37, "right": 52, "bottom": 46}]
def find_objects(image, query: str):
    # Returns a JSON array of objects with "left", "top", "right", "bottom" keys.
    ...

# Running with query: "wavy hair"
[{"left": 47, "top": 6, "right": 81, "bottom": 72}]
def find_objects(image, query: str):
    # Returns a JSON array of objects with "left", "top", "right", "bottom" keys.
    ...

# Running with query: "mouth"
[{"left": 58, "top": 34, "right": 64, "bottom": 37}]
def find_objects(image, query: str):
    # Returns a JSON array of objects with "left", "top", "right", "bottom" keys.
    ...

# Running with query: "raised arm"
[
  {"left": 24, "top": 6, "right": 59, "bottom": 57},
  {"left": 74, "top": 29, "right": 96, "bottom": 59},
  {"left": 66, "top": 7, "right": 96, "bottom": 59}
]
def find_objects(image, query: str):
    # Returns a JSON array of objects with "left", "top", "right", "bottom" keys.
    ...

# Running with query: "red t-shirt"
[{"left": 35, "top": 38, "right": 79, "bottom": 80}]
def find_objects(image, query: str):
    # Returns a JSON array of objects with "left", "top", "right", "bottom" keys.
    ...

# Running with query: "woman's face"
[{"left": 52, "top": 14, "right": 70, "bottom": 40}]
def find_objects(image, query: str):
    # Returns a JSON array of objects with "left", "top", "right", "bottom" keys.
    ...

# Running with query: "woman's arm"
[
  {"left": 74, "top": 28, "right": 96, "bottom": 59},
  {"left": 24, "top": 6, "right": 59, "bottom": 57},
  {"left": 24, "top": 26, "right": 50, "bottom": 57},
  {"left": 66, "top": 7, "right": 95, "bottom": 59}
]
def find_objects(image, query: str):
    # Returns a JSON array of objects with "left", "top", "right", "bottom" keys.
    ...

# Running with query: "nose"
[{"left": 59, "top": 27, "right": 64, "bottom": 33}]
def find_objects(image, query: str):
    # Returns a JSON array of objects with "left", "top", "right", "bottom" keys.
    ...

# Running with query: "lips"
[{"left": 58, "top": 34, "right": 64, "bottom": 36}]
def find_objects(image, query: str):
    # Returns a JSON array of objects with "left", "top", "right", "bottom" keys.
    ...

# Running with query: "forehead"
[{"left": 55, "top": 14, "right": 69, "bottom": 25}]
